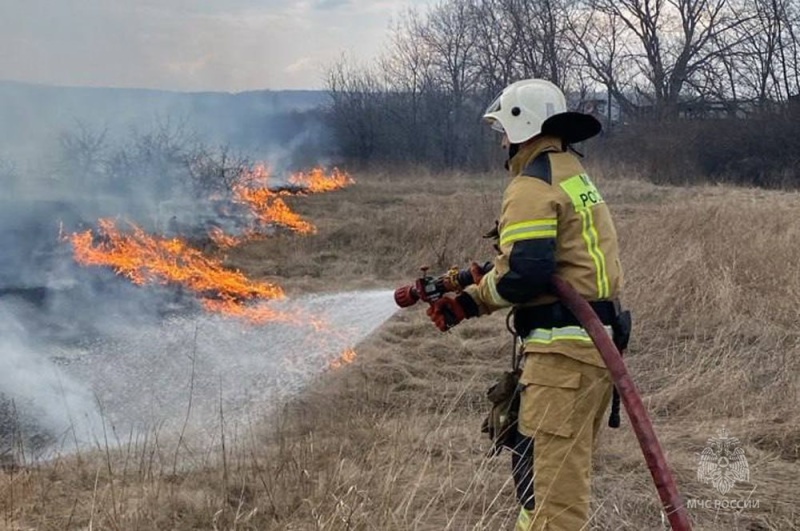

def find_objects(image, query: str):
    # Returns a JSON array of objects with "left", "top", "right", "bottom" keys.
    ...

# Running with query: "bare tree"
[
  {"left": 584, "top": 0, "right": 746, "bottom": 118},
  {"left": 185, "top": 144, "right": 250, "bottom": 198},
  {"left": 740, "top": 0, "right": 782, "bottom": 103},
  {"left": 418, "top": 0, "right": 482, "bottom": 166},
  {"left": 701, "top": 0, "right": 800, "bottom": 112},
  {"left": 57, "top": 121, "right": 108, "bottom": 189},
  {"left": 568, "top": 6, "right": 641, "bottom": 118},
  {"left": 506, "top": 0, "right": 576, "bottom": 86},
  {"left": 324, "top": 57, "right": 387, "bottom": 162},
  {"left": 469, "top": 0, "right": 522, "bottom": 99},
  {"left": 103, "top": 119, "right": 197, "bottom": 197},
  {"left": 773, "top": 0, "right": 800, "bottom": 100},
  {"left": 380, "top": 9, "right": 436, "bottom": 158},
  {"left": 323, "top": 0, "right": 800, "bottom": 173}
]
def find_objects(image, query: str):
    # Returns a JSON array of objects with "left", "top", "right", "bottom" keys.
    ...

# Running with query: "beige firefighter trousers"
[{"left": 514, "top": 352, "right": 613, "bottom": 531}]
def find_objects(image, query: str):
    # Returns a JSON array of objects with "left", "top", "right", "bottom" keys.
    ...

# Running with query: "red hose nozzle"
[{"left": 394, "top": 285, "right": 420, "bottom": 308}]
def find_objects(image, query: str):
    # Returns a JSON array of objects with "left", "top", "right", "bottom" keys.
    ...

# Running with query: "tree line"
[{"left": 324, "top": 0, "right": 800, "bottom": 184}]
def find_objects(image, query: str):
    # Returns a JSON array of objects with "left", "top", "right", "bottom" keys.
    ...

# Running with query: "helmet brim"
[
  {"left": 541, "top": 112, "right": 602, "bottom": 144},
  {"left": 483, "top": 114, "right": 506, "bottom": 134}
]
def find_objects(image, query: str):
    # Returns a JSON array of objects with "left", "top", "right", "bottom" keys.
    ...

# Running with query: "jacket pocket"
[{"left": 518, "top": 364, "right": 582, "bottom": 439}]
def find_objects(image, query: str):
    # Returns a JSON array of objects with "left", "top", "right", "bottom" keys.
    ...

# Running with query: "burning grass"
[
  {"left": 288, "top": 167, "right": 354, "bottom": 194},
  {"left": 227, "top": 164, "right": 354, "bottom": 238},
  {"left": 68, "top": 165, "right": 353, "bottom": 322},
  {"left": 328, "top": 347, "right": 357, "bottom": 370},
  {"left": 4, "top": 169, "right": 800, "bottom": 530},
  {"left": 71, "top": 219, "right": 285, "bottom": 301}
]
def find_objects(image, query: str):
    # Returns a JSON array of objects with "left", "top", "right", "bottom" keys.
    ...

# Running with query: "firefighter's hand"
[
  {"left": 427, "top": 294, "right": 479, "bottom": 331},
  {"left": 469, "top": 261, "right": 486, "bottom": 285}
]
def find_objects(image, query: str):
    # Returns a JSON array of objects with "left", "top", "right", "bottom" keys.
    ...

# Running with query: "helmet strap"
[
  {"left": 504, "top": 143, "right": 521, "bottom": 170},
  {"left": 568, "top": 144, "right": 585, "bottom": 158}
]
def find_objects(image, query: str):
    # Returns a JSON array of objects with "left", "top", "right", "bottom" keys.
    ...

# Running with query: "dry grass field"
[{"left": 2, "top": 166, "right": 799, "bottom": 530}]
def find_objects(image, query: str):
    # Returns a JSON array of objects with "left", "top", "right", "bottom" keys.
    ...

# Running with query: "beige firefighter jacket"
[{"left": 464, "top": 135, "right": 623, "bottom": 367}]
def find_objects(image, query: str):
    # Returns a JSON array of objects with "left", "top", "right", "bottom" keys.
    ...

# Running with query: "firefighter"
[{"left": 426, "top": 79, "right": 624, "bottom": 530}]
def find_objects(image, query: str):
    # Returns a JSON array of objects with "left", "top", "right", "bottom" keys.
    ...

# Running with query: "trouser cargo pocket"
[{"left": 518, "top": 360, "right": 582, "bottom": 439}]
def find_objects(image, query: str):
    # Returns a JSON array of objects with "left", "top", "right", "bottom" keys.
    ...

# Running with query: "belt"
[{"left": 513, "top": 300, "right": 618, "bottom": 339}]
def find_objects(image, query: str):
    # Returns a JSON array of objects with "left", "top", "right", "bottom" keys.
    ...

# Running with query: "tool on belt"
[{"left": 481, "top": 311, "right": 523, "bottom": 456}]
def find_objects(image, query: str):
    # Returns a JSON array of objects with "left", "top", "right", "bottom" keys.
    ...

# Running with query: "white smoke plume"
[{"left": 0, "top": 302, "right": 102, "bottom": 457}]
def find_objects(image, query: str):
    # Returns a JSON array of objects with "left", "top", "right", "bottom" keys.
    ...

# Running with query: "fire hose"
[
  {"left": 551, "top": 276, "right": 692, "bottom": 531},
  {"left": 394, "top": 266, "right": 692, "bottom": 531}
]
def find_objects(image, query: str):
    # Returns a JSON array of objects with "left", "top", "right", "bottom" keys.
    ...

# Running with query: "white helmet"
[{"left": 483, "top": 79, "right": 567, "bottom": 144}]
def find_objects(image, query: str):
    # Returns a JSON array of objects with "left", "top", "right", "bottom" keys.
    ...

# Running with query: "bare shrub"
[{"left": 596, "top": 107, "right": 800, "bottom": 188}]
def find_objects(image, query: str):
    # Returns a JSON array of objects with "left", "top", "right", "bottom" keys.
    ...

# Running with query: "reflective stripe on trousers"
[{"left": 524, "top": 325, "right": 613, "bottom": 346}]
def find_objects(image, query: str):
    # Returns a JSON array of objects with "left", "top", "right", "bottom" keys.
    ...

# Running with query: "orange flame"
[
  {"left": 232, "top": 186, "right": 316, "bottom": 235},
  {"left": 217, "top": 165, "right": 353, "bottom": 245},
  {"left": 208, "top": 226, "right": 240, "bottom": 249},
  {"left": 289, "top": 167, "right": 354, "bottom": 194},
  {"left": 69, "top": 219, "right": 296, "bottom": 323},
  {"left": 329, "top": 348, "right": 357, "bottom": 369},
  {"left": 70, "top": 164, "right": 354, "bottom": 326}
]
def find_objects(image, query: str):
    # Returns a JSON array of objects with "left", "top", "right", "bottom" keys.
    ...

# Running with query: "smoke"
[
  {"left": 0, "top": 290, "right": 397, "bottom": 456},
  {"left": 0, "top": 80, "right": 331, "bottom": 170},
  {"left": 0, "top": 81, "right": 366, "bottom": 461},
  {"left": 0, "top": 302, "right": 102, "bottom": 457},
  {"left": 0, "top": 81, "right": 333, "bottom": 312},
  {"left": 0, "top": 239, "right": 398, "bottom": 458}
]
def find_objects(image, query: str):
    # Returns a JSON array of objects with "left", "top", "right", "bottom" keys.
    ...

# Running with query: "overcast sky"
[{"left": 0, "top": 0, "right": 431, "bottom": 92}]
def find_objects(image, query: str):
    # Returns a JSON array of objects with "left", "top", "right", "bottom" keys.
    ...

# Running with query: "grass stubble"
[{"left": 1, "top": 166, "right": 799, "bottom": 530}]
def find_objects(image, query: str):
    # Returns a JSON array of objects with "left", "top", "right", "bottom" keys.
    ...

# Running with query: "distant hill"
[{"left": 0, "top": 80, "right": 330, "bottom": 159}]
